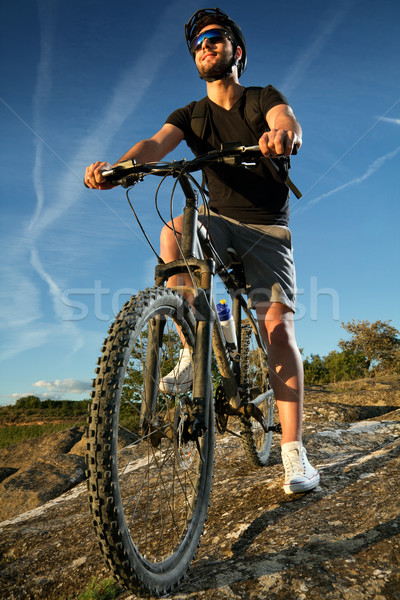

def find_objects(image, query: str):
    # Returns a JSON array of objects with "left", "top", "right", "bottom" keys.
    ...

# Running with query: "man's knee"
[
  {"left": 160, "top": 215, "right": 183, "bottom": 257},
  {"left": 160, "top": 222, "right": 172, "bottom": 246},
  {"left": 267, "top": 320, "right": 294, "bottom": 350},
  {"left": 256, "top": 302, "right": 295, "bottom": 348}
]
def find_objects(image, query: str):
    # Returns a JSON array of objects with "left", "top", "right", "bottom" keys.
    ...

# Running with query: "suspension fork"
[
  {"left": 141, "top": 315, "right": 165, "bottom": 433},
  {"left": 232, "top": 294, "right": 242, "bottom": 384},
  {"left": 153, "top": 175, "right": 216, "bottom": 437},
  {"left": 179, "top": 175, "right": 214, "bottom": 436},
  {"left": 192, "top": 286, "right": 214, "bottom": 437}
]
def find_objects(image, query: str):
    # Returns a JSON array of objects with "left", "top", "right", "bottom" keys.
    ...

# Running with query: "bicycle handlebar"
[{"left": 85, "top": 142, "right": 297, "bottom": 189}]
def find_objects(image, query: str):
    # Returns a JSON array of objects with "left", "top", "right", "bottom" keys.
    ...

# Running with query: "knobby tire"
[
  {"left": 86, "top": 287, "right": 215, "bottom": 596},
  {"left": 240, "top": 320, "right": 274, "bottom": 466}
]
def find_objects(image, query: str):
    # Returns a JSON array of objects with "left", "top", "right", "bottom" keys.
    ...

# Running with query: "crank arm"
[{"left": 240, "top": 401, "right": 282, "bottom": 434}]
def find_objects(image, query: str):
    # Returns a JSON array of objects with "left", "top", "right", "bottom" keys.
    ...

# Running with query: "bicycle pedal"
[{"left": 269, "top": 423, "right": 282, "bottom": 434}]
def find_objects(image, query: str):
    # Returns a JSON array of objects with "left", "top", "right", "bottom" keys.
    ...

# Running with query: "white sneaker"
[
  {"left": 281, "top": 441, "right": 320, "bottom": 494},
  {"left": 159, "top": 348, "right": 193, "bottom": 394}
]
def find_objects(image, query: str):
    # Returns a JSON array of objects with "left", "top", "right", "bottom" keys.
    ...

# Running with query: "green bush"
[
  {"left": 324, "top": 349, "right": 369, "bottom": 382},
  {"left": 303, "top": 349, "right": 370, "bottom": 385},
  {"left": 303, "top": 354, "right": 329, "bottom": 385}
]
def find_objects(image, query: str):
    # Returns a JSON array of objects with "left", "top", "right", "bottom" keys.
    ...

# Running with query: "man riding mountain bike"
[{"left": 85, "top": 7, "right": 319, "bottom": 495}]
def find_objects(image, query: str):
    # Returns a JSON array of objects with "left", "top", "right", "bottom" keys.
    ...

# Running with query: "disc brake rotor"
[{"left": 174, "top": 398, "right": 195, "bottom": 469}]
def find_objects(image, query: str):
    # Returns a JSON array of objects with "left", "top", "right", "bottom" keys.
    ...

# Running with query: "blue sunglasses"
[{"left": 190, "top": 28, "right": 231, "bottom": 55}]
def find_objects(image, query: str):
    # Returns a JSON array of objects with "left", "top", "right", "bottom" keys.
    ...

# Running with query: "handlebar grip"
[{"left": 83, "top": 167, "right": 120, "bottom": 188}]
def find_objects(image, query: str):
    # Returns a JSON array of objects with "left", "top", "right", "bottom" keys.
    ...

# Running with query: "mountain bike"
[{"left": 86, "top": 143, "right": 283, "bottom": 596}]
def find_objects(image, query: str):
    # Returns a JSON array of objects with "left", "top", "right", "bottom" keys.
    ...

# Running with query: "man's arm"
[
  {"left": 85, "top": 124, "right": 184, "bottom": 190},
  {"left": 259, "top": 104, "right": 302, "bottom": 158}
]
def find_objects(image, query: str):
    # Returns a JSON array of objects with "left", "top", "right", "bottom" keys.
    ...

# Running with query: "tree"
[
  {"left": 15, "top": 395, "right": 41, "bottom": 409},
  {"left": 324, "top": 349, "right": 369, "bottom": 383},
  {"left": 120, "top": 327, "right": 183, "bottom": 430},
  {"left": 303, "top": 354, "right": 329, "bottom": 385},
  {"left": 339, "top": 319, "right": 400, "bottom": 373}
]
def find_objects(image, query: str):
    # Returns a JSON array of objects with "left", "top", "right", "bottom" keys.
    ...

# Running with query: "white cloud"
[
  {"left": 33, "top": 378, "right": 91, "bottom": 395},
  {"left": 377, "top": 116, "right": 400, "bottom": 126},
  {"left": 0, "top": 378, "right": 91, "bottom": 406}
]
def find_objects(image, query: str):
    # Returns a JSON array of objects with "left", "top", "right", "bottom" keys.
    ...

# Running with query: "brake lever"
[{"left": 120, "top": 174, "right": 142, "bottom": 188}]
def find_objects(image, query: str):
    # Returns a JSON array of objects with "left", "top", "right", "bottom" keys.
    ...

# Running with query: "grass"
[
  {"left": 61, "top": 577, "right": 119, "bottom": 600},
  {"left": 0, "top": 421, "right": 85, "bottom": 448}
]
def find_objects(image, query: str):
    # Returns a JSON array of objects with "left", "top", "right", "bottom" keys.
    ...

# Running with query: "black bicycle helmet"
[{"left": 185, "top": 7, "right": 247, "bottom": 77}]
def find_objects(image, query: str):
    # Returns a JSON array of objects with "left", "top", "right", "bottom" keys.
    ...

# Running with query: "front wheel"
[
  {"left": 240, "top": 320, "right": 275, "bottom": 466},
  {"left": 86, "top": 287, "right": 215, "bottom": 596}
]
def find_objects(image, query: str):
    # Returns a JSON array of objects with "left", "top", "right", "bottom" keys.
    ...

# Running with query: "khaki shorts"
[{"left": 198, "top": 208, "right": 297, "bottom": 312}]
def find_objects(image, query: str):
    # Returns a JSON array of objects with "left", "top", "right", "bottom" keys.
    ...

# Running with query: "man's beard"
[{"left": 197, "top": 53, "right": 236, "bottom": 83}]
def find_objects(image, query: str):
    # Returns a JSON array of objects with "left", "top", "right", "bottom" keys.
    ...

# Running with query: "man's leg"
[
  {"left": 158, "top": 217, "right": 193, "bottom": 393},
  {"left": 256, "top": 301, "right": 319, "bottom": 493},
  {"left": 160, "top": 215, "right": 197, "bottom": 306},
  {"left": 255, "top": 301, "right": 303, "bottom": 445}
]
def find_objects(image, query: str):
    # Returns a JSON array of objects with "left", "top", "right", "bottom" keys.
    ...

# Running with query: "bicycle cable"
[
  {"left": 125, "top": 183, "right": 163, "bottom": 263},
  {"left": 124, "top": 157, "right": 216, "bottom": 285}
]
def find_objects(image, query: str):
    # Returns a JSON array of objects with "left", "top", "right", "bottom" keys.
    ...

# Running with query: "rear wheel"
[
  {"left": 240, "top": 320, "right": 274, "bottom": 466},
  {"left": 86, "top": 287, "right": 214, "bottom": 596}
]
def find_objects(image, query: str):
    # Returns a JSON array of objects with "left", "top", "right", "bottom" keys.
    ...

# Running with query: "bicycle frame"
[
  {"left": 97, "top": 143, "right": 278, "bottom": 434},
  {"left": 153, "top": 170, "right": 268, "bottom": 433}
]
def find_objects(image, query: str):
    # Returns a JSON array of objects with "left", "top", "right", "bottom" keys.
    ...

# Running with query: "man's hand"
[
  {"left": 259, "top": 129, "right": 299, "bottom": 157},
  {"left": 84, "top": 161, "right": 115, "bottom": 190}
]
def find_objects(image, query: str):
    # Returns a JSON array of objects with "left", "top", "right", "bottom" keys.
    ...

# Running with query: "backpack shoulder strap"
[
  {"left": 190, "top": 89, "right": 302, "bottom": 199},
  {"left": 191, "top": 88, "right": 266, "bottom": 141},
  {"left": 190, "top": 90, "right": 265, "bottom": 142},
  {"left": 243, "top": 86, "right": 267, "bottom": 139},
  {"left": 190, "top": 97, "right": 210, "bottom": 193},
  {"left": 190, "top": 96, "right": 209, "bottom": 139}
]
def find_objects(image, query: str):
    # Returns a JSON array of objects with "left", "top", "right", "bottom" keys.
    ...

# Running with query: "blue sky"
[{"left": 1, "top": 0, "right": 399, "bottom": 405}]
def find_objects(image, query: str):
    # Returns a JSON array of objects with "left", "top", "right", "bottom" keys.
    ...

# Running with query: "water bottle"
[{"left": 216, "top": 300, "right": 238, "bottom": 356}]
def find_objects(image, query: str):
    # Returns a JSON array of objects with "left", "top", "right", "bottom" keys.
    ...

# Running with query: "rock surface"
[
  {"left": 0, "top": 378, "right": 399, "bottom": 600},
  {"left": 0, "top": 426, "right": 86, "bottom": 521}
]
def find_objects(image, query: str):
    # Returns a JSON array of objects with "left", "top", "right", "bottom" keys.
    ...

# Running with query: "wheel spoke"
[{"left": 240, "top": 321, "right": 275, "bottom": 466}]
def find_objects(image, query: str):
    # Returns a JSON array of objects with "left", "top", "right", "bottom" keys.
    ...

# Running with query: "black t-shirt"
[{"left": 165, "top": 85, "right": 290, "bottom": 225}]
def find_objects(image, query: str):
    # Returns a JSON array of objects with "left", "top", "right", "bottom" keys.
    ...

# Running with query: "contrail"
[
  {"left": 25, "top": 0, "right": 84, "bottom": 353},
  {"left": 1, "top": 0, "right": 198, "bottom": 365},
  {"left": 29, "top": 248, "right": 85, "bottom": 352},
  {"left": 28, "top": 0, "right": 196, "bottom": 240},
  {"left": 30, "top": 0, "right": 56, "bottom": 234},
  {"left": 299, "top": 145, "right": 400, "bottom": 211},
  {"left": 279, "top": 1, "right": 354, "bottom": 95},
  {"left": 290, "top": 96, "right": 400, "bottom": 216}
]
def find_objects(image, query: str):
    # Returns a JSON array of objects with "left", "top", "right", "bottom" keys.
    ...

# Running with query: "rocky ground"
[{"left": 0, "top": 377, "right": 399, "bottom": 600}]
